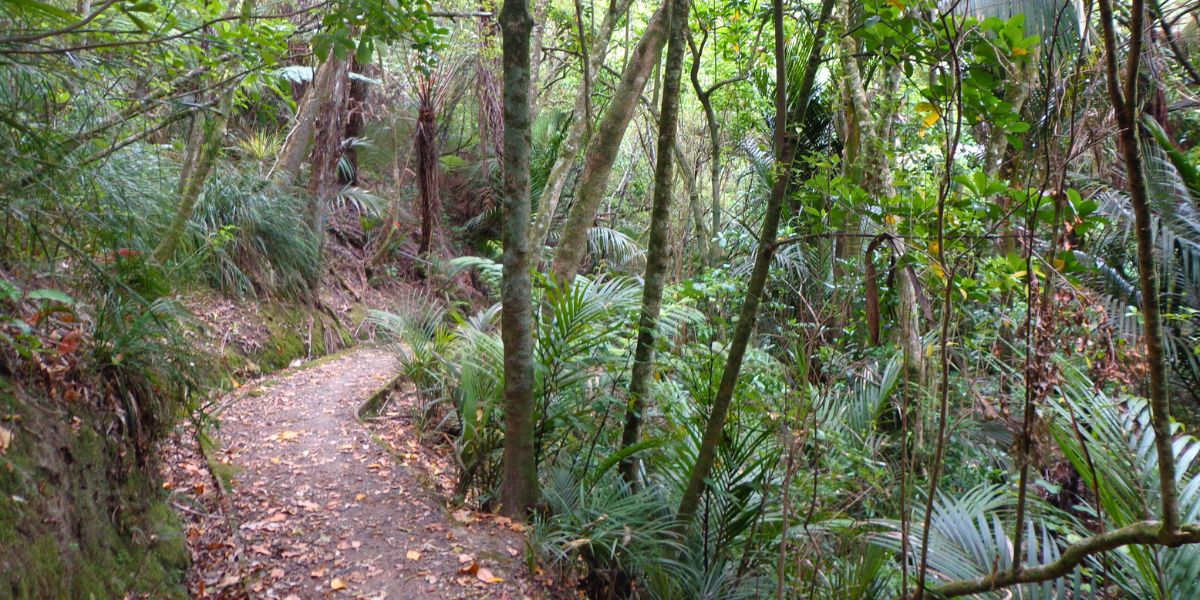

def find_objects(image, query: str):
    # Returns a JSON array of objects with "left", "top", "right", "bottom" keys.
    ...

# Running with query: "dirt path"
[{"left": 164, "top": 347, "right": 544, "bottom": 599}]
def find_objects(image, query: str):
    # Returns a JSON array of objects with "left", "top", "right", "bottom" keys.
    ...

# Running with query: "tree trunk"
[
  {"left": 341, "top": 59, "right": 370, "bottom": 186},
  {"left": 497, "top": 0, "right": 539, "bottom": 518},
  {"left": 153, "top": 111, "right": 227, "bottom": 263},
  {"left": 675, "top": 144, "right": 709, "bottom": 259},
  {"left": 307, "top": 56, "right": 350, "bottom": 224},
  {"left": 838, "top": 6, "right": 923, "bottom": 384},
  {"left": 1097, "top": 0, "right": 1181, "bottom": 537},
  {"left": 685, "top": 30, "right": 739, "bottom": 265},
  {"left": 271, "top": 57, "right": 342, "bottom": 186},
  {"left": 617, "top": 0, "right": 689, "bottom": 486},
  {"left": 415, "top": 73, "right": 444, "bottom": 256},
  {"left": 153, "top": 0, "right": 257, "bottom": 263},
  {"left": 675, "top": 0, "right": 836, "bottom": 528},
  {"left": 529, "top": 0, "right": 637, "bottom": 254},
  {"left": 528, "top": 0, "right": 550, "bottom": 120},
  {"left": 549, "top": 1, "right": 672, "bottom": 283}
]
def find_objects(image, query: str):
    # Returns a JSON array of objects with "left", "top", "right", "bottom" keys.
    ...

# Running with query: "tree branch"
[{"left": 932, "top": 522, "right": 1200, "bottom": 597}]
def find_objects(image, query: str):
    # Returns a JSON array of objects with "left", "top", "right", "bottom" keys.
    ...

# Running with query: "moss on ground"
[{"left": 0, "top": 385, "right": 188, "bottom": 599}]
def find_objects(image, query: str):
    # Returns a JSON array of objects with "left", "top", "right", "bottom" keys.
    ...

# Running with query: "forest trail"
[{"left": 176, "top": 347, "right": 539, "bottom": 599}]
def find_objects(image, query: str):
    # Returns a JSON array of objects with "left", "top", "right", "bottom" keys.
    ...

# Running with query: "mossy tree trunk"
[
  {"left": 271, "top": 56, "right": 344, "bottom": 186},
  {"left": 675, "top": 0, "right": 836, "bottom": 528},
  {"left": 838, "top": 3, "right": 923, "bottom": 384},
  {"left": 548, "top": 0, "right": 671, "bottom": 283},
  {"left": 528, "top": 0, "right": 637, "bottom": 255},
  {"left": 152, "top": 0, "right": 256, "bottom": 264},
  {"left": 617, "top": 0, "right": 689, "bottom": 486},
  {"left": 498, "top": 0, "right": 539, "bottom": 518}
]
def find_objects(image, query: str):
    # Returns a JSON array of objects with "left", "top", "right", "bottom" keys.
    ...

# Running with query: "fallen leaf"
[
  {"left": 0, "top": 426, "right": 12, "bottom": 454},
  {"left": 406, "top": 550, "right": 421, "bottom": 561},
  {"left": 269, "top": 568, "right": 285, "bottom": 579},
  {"left": 355, "top": 493, "right": 366, "bottom": 502},
  {"left": 457, "top": 553, "right": 474, "bottom": 563},
  {"left": 277, "top": 430, "right": 300, "bottom": 442},
  {"left": 506, "top": 546, "right": 519, "bottom": 557},
  {"left": 330, "top": 578, "right": 347, "bottom": 591},
  {"left": 311, "top": 567, "right": 326, "bottom": 578},
  {"left": 476, "top": 567, "right": 503, "bottom": 584}
]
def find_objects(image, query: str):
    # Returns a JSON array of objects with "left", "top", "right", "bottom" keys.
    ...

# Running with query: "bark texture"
[
  {"left": 415, "top": 73, "right": 444, "bottom": 256},
  {"left": 1097, "top": 0, "right": 1180, "bottom": 536},
  {"left": 617, "top": 0, "right": 689, "bottom": 485},
  {"left": 497, "top": 0, "right": 539, "bottom": 518},
  {"left": 271, "top": 57, "right": 343, "bottom": 186},
  {"left": 529, "top": 0, "right": 637, "bottom": 254},
  {"left": 153, "top": 0, "right": 256, "bottom": 263},
  {"left": 549, "top": 1, "right": 671, "bottom": 283},
  {"left": 838, "top": 7, "right": 923, "bottom": 383},
  {"left": 306, "top": 56, "right": 351, "bottom": 231}
]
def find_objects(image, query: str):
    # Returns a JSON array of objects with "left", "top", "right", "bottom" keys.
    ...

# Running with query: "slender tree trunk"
[
  {"left": 838, "top": 6, "right": 923, "bottom": 384},
  {"left": 675, "top": 144, "right": 709, "bottom": 258},
  {"left": 528, "top": 0, "right": 550, "bottom": 120},
  {"left": 685, "top": 30, "right": 739, "bottom": 265},
  {"left": 498, "top": 0, "right": 539, "bottom": 518},
  {"left": 529, "top": 0, "right": 637, "bottom": 254},
  {"left": 341, "top": 59, "right": 370, "bottom": 186},
  {"left": 1097, "top": 0, "right": 1181, "bottom": 537},
  {"left": 703, "top": 99, "right": 721, "bottom": 262},
  {"left": 549, "top": 1, "right": 672, "bottom": 283},
  {"left": 153, "top": 0, "right": 257, "bottom": 263},
  {"left": 675, "top": 0, "right": 836, "bottom": 528},
  {"left": 617, "top": 0, "right": 689, "bottom": 486},
  {"left": 154, "top": 112, "right": 227, "bottom": 263},
  {"left": 271, "top": 57, "right": 342, "bottom": 185}
]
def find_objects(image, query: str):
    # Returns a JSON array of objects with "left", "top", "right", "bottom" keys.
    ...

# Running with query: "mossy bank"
[{"left": 0, "top": 382, "right": 189, "bottom": 599}]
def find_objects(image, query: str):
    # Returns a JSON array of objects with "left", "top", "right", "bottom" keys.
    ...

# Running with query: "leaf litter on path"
[{"left": 159, "top": 347, "right": 556, "bottom": 598}]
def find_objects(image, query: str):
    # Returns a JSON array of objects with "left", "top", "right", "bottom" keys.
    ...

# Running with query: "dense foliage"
[{"left": 4, "top": 0, "right": 1200, "bottom": 596}]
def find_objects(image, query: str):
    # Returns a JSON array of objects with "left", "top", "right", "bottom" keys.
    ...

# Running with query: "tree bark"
[
  {"left": 153, "top": 0, "right": 257, "bottom": 263},
  {"left": 685, "top": 29, "right": 742, "bottom": 265},
  {"left": 341, "top": 59, "right": 370, "bottom": 186},
  {"left": 271, "top": 57, "right": 342, "bottom": 186},
  {"left": 675, "top": 143, "right": 709, "bottom": 258},
  {"left": 675, "top": 0, "right": 836, "bottom": 528},
  {"left": 415, "top": 73, "right": 444, "bottom": 256},
  {"left": 617, "top": 0, "right": 689, "bottom": 486},
  {"left": 1096, "top": 0, "right": 1181, "bottom": 537},
  {"left": 306, "top": 56, "right": 350, "bottom": 228},
  {"left": 838, "top": 6, "right": 923, "bottom": 383},
  {"left": 498, "top": 0, "right": 539, "bottom": 518},
  {"left": 529, "top": 0, "right": 637, "bottom": 254},
  {"left": 549, "top": 1, "right": 672, "bottom": 283},
  {"left": 153, "top": 111, "right": 227, "bottom": 263}
]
